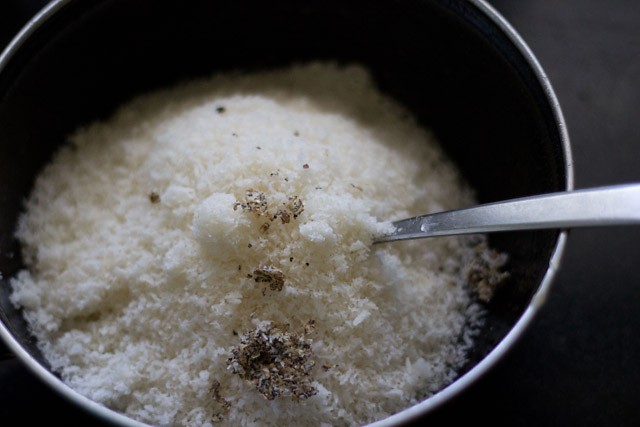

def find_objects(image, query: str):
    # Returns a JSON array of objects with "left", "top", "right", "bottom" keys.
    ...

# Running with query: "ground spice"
[
  {"left": 275, "top": 209, "right": 291, "bottom": 224},
  {"left": 253, "top": 265, "right": 285, "bottom": 291},
  {"left": 227, "top": 321, "right": 317, "bottom": 401},
  {"left": 466, "top": 243, "right": 510, "bottom": 302},
  {"left": 288, "top": 196, "right": 304, "bottom": 218},
  {"left": 234, "top": 190, "right": 268, "bottom": 216}
]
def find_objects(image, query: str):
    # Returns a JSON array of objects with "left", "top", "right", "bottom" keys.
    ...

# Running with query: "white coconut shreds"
[{"left": 10, "top": 63, "right": 491, "bottom": 427}]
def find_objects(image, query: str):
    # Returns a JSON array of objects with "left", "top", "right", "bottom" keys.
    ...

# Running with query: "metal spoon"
[{"left": 374, "top": 183, "right": 640, "bottom": 243}]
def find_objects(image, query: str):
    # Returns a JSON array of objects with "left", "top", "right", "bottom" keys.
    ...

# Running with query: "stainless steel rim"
[{"left": 0, "top": 0, "right": 574, "bottom": 426}]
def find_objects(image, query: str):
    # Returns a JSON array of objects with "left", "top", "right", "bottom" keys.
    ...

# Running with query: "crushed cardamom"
[
  {"left": 227, "top": 320, "right": 317, "bottom": 401},
  {"left": 253, "top": 265, "right": 285, "bottom": 292},
  {"left": 233, "top": 189, "right": 268, "bottom": 216},
  {"left": 465, "top": 242, "right": 510, "bottom": 302}
]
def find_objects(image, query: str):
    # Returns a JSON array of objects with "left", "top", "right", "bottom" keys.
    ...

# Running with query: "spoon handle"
[{"left": 375, "top": 183, "right": 640, "bottom": 243}]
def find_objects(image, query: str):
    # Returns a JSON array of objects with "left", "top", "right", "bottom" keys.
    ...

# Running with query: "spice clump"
[
  {"left": 233, "top": 189, "right": 268, "bottom": 216},
  {"left": 288, "top": 196, "right": 304, "bottom": 218},
  {"left": 227, "top": 320, "right": 317, "bottom": 401},
  {"left": 465, "top": 242, "right": 510, "bottom": 302},
  {"left": 233, "top": 188, "right": 305, "bottom": 228},
  {"left": 253, "top": 265, "right": 285, "bottom": 292}
]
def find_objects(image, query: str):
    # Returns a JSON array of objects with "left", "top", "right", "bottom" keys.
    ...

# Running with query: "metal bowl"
[{"left": 0, "top": 0, "right": 572, "bottom": 425}]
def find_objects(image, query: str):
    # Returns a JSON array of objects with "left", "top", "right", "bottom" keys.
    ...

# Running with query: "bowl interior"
[{"left": 0, "top": 0, "right": 569, "bottom": 420}]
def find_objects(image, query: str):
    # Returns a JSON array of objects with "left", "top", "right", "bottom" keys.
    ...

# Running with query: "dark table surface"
[{"left": 2, "top": 0, "right": 640, "bottom": 425}]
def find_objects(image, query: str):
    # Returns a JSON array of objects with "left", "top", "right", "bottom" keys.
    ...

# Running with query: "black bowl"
[{"left": 0, "top": 0, "right": 571, "bottom": 425}]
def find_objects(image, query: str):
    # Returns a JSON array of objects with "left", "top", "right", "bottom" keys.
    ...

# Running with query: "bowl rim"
[{"left": 0, "top": 0, "right": 573, "bottom": 426}]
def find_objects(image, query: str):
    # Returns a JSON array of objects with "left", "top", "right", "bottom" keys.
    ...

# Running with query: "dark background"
[{"left": 1, "top": 0, "right": 639, "bottom": 425}]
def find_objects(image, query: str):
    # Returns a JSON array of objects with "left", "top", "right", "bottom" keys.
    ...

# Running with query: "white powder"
[{"left": 10, "top": 63, "right": 486, "bottom": 426}]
